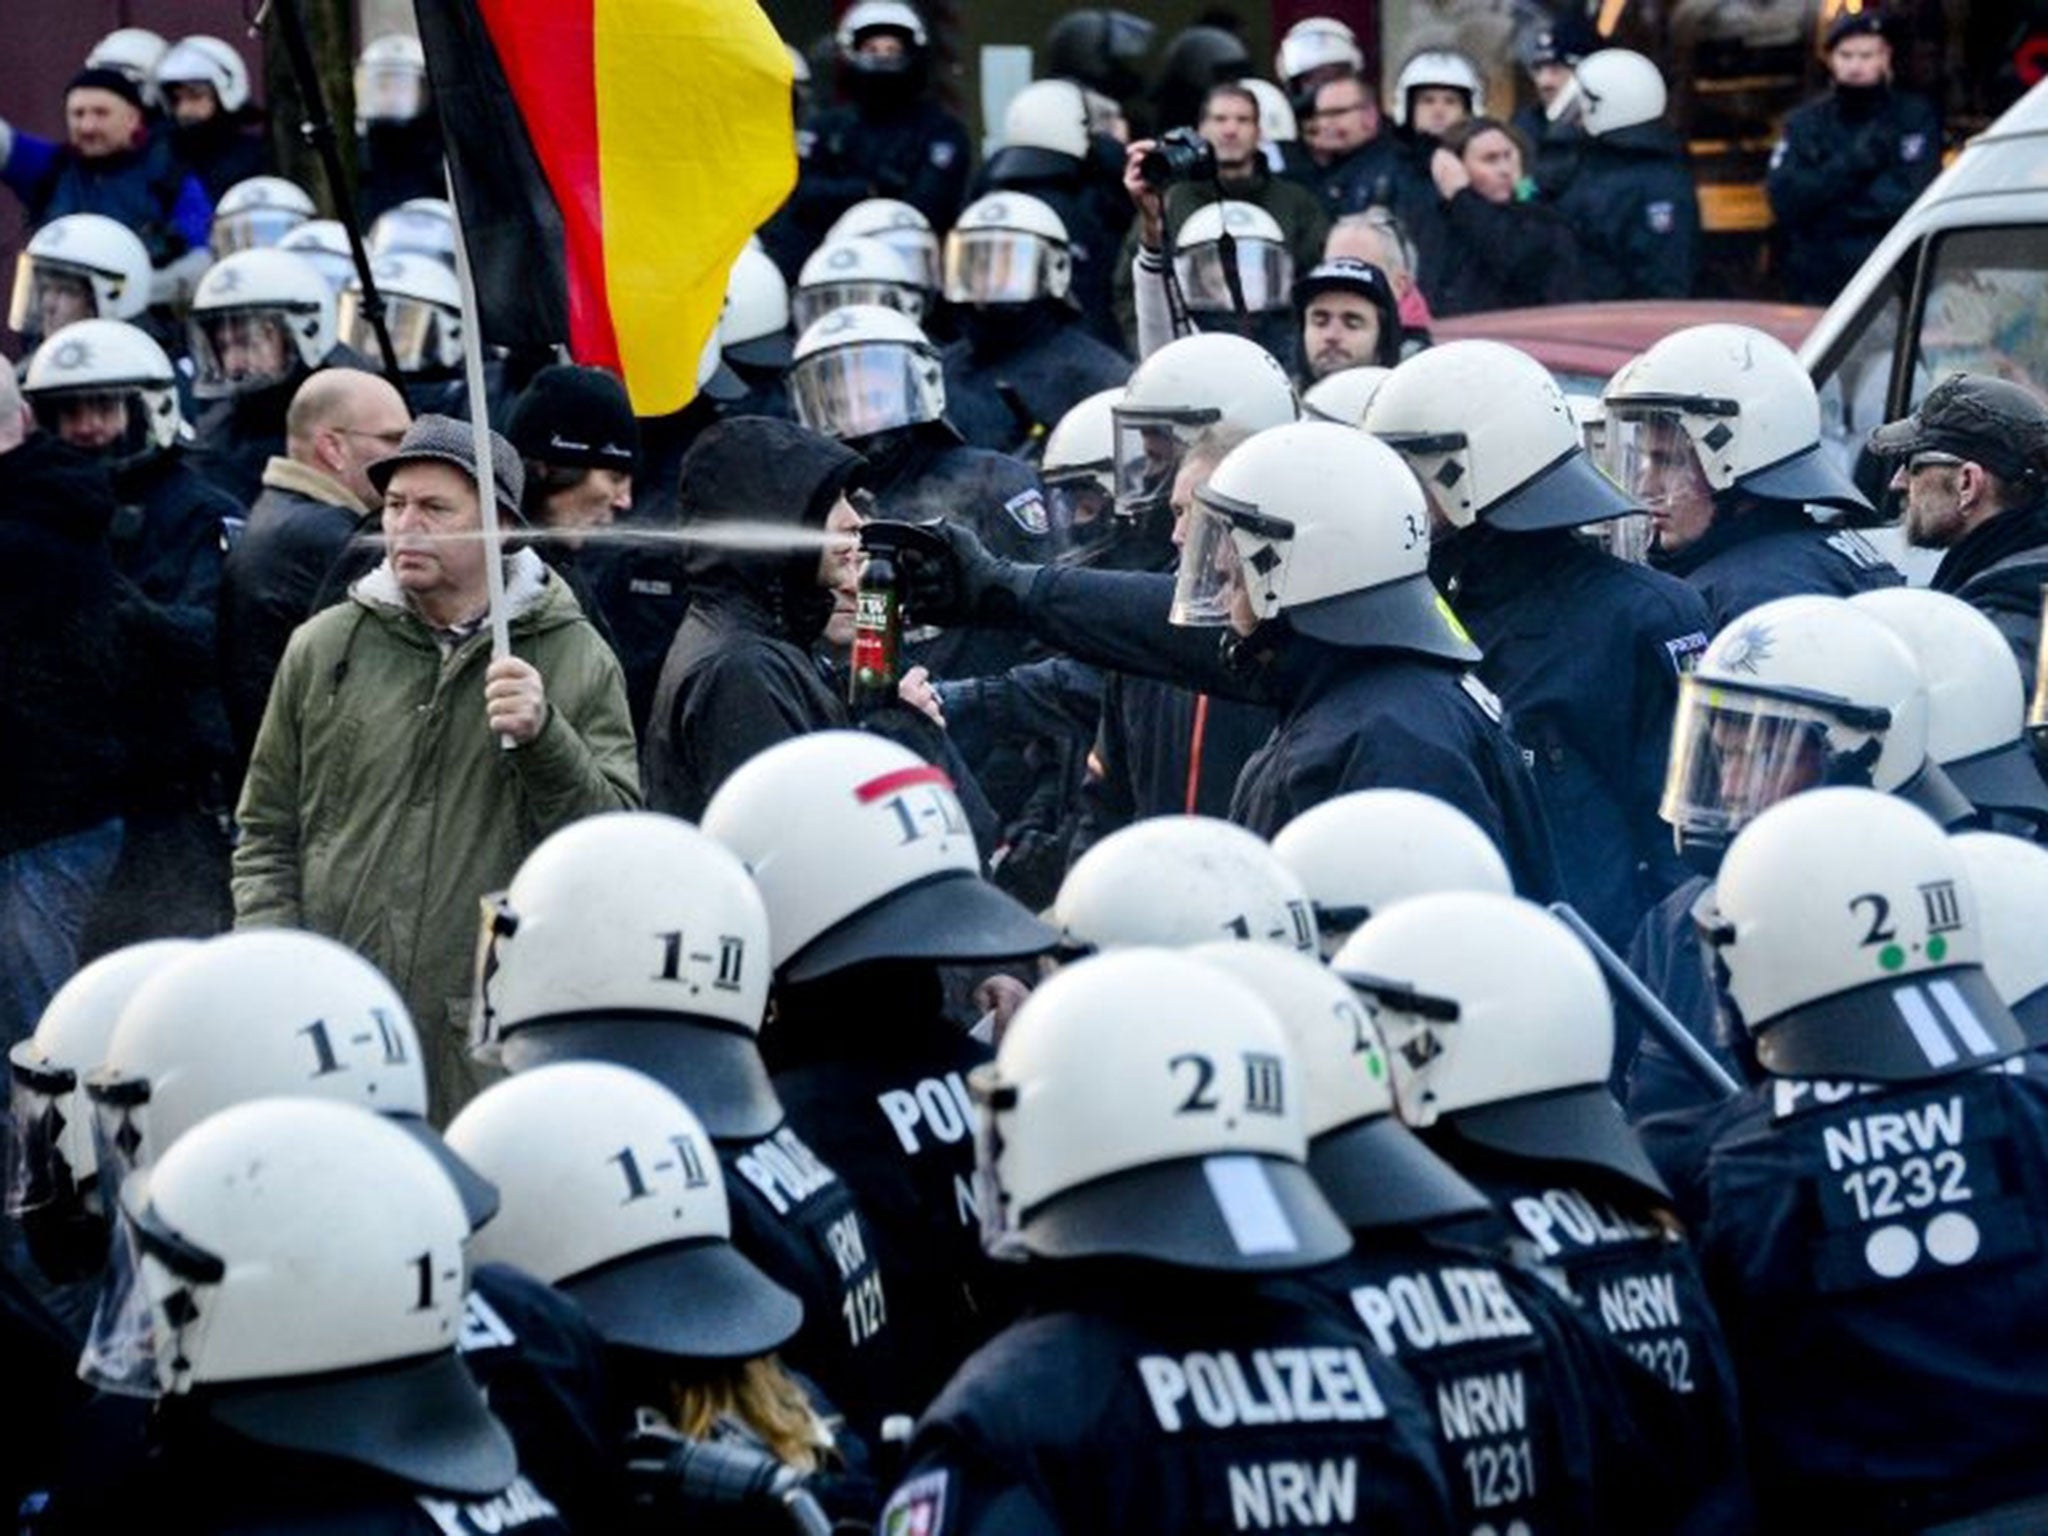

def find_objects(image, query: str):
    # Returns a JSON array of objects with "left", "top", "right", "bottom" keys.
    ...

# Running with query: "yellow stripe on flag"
[{"left": 594, "top": 0, "right": 795, "bottom": 415}]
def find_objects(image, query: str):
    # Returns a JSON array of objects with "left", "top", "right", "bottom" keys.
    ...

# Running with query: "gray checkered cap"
[{"left": 366, "top": 412, "right": 527, "bottom": 522}]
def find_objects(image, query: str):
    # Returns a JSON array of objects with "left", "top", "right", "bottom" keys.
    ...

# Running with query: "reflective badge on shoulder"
[
  {"left": 1645, "top": 200, "right": 1675, "bottom": 235},
  {"left": 1003, "top": 487, "right": 1050, "bottom": 536},
  {"left": 1900, "top": 132, "right": 1927, "bottom": 163},
  {"left": 883, "top": 1469, "right": 949, "bottom": 1535},
  {"left": 930, "top": 140, "right": 957, "bottom": 169}
]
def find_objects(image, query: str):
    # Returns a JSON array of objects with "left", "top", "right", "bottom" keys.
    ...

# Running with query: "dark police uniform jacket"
[
  {"left": 1651, "top": 500, "right": 1902, "bottom": 630},
  {"left": 1428, "top": 1138, "right": 1753, "bottom": 1532},
  {"left": 940, "top": 313, "right": 1131, "bottom": 457},
  {"left": 1277, "top": 1228, "right": 1700, "bottom": 1533},
  {"left": 1012, "top": 564, "right": 1563, "bottom": 902},
  {"left": 1547, "top": 123, "right": 1698, "bottom": 301},
  {"left": 882, "top": 1270, "right": 1457, "bottom": 1534},
  {"left": 1766, "top": 84, "right": 1940, "bottom": 306},
  {"left": 1438, "top": 527, "right": 1709, "bottom": 947},
  {"left": 1642, "top": 1058, "right": 2048, "bottom": 1531}
]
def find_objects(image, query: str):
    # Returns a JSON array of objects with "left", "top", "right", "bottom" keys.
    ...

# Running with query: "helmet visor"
[
  {"left": 1580, "top": 511, "right": 1651, "bottom": 563},
  {"left": 1606, "top": 408, "right": 1703, "bottom": 513},
  {"left": 212, "top": 206, "right": 307, "bottom": 256},
  {"left": 874, "top": 229, "right": 941, "bottom": 292},
  {"left": 792, "top": 280, "right": 923, "bottom": 332},
  {"left": 1046, "top": 475, "right": 1113, "bottom": 543},
  {"left": 1660, "top": 677, "right": 1839, "bottom": 843},
  {"left": 1171, "top": 496, "right": 1249, "bottom": 627},
  {"left": 355, "top": 61, "right": 425, "bottom": 123},
  {"left": 10, "top": 258, "right": 100, "bottom": 337},
  {"left": 1112, "top": 406, "right": 1216, "bottom": 522},
  {"left": 340, "top": 289, "right": 453, "bottom": 373},
  {"left": 187, "top": 309, "right": 299, "bottom": 398},
  {"left": 81, "top": 1181, "right": 221, "bottom": 1397},
  {"left": 790, "top": 341, "right": 928, "bottom": 439},
  {"left": 1173, "top": 241, "right": 1292, "bottom": 313},
  {"left": 27, "top": 386, "right": 152, "bottom": 463},
  {"left": 7, "top": 1046, "right": 80, "bottom": 1216},
  {"left": 968, "top": 1062, "right": 1028, "bottom": 1263},
  {"left": 943, "top": 229, "right": 1055, "bottom": 305}
]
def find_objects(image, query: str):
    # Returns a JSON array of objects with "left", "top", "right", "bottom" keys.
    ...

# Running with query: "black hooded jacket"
[{"left": 642, "top": 418, "right": 864, "bottom": 821}]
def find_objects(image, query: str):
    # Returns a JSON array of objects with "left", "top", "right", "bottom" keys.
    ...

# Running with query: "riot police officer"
[
  {"left": 1549, "top": 50, "right": 1697, "bottom": 301},
  {"left": 704, "top": 732, "right": 1059, "bottom": 1415},
  {"left": 879, "top": 948, "right": 1457, "bottom": 1533},
  {"left": 474, "top": 810, "right": 910, "bottom": 1446},
  {"left": 1051, "top": 812, "right": 1317, "bottom": 954},
  {"left": 75, "top": 1099, "right": 571, "bottom": 1534},
  {"left": 938, "top": 191, "right": 1130, "bottom": 454},
  {"left": 1338, "top": 893, "right": 1754, "bottom": 1528},
  {"left": 1604, "top": 322, "right": 1901, "bottom": 626},
  {"left": 6, "top": 213, "right": 152, "bottom": 346},
  {"left": 1367, "top": 339, "right": 1712, "bottom": 946},
  {"left": 1202, "top": 942, "right": 1704, "bottom": 1534},
  {"left": 1642, "top": 790, "right": 2048, "bottom": 1530},
  {"left": 898, "top": 417, "right": 1562, "bottom": 893}
]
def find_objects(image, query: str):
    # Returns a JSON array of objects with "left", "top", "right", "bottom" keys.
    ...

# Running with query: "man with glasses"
[
  {"left": 1871, "top": 372, "right": 2048, "bottom": 688},
  {"left": 1290, "top": 71, "right": 1442, "bottom": 291},
  {"left": 219, "top": 368, "right": 412, "bottom": 779}
]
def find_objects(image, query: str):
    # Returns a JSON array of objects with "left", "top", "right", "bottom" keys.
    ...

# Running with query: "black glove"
[{"left": 895, "top": 519, "right": 1038, "bottom": 629}]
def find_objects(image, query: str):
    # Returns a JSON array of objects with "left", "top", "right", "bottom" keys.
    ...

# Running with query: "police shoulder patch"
[
  {"left": 1899, "top": 132, "right": 1927, "bottom": 163},
  {"left": 1003, "top": 486, "right": 1050, "bottom": 536},
  {"left": 1645, "top": 200, "right": 1675, "bottom": 235},
  {"left": 882, "top": 1469, "right": 949, "bottom": 1535},
  {"left": 1662, "top": 630, "right": 1709, "bottom": 674}
]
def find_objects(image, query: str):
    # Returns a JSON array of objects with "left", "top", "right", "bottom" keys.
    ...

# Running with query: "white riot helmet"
[
  {"left": 211, "top": 176, "right": 315, "bottom": 255},
  {"left": 972, "top": 949, "right": 1350, "bottom": 1269},
  {"left": 355, "top": 33, "right": 429, "bottom": 127},
  {"left": 720, "top": 243, "right": 794, "bottom": 371},
  {"left": 1663, "top": 596, "right": 1934, "bottom": 856},
  {"left": 824, "top": 198, "right": 941, "bottom": 294},
  {"left": 87, "top": 29, "right": 169, "bottom": 106},
  {"left": 187, "top": 248, "right": 336, "bottom": 398},
  {"left": 84, "top": 930, "right": 497, "bottom": 1229},
  {"left": 1368, "top": 339, "right": 1638, "bottom": 530},
  {"left": 278, "top": 218, "right": 356, "bottom": 295},
  {"left": 795, "top": 237, "right": 927, "bottom": 331},
  {"left": 448, "top": 1064, "right": 802, "bottom": 1358},
  {"left": 1335, "top": 892, "right": 1668, "bottom": 1196},
  {"left": 1042, "top": 386, "right": 1122, "bottom": 538},
  {"left": 1276, "top": 16, "right": 1365, "bottom": 91},
  {"left": 1850, "top": 588, "right": 2048, "bottom": 829},
  {"left": 473, "top": 812, "right": 782, "bottom": 1140},
  {"left": 1052, "top": 816, "right": 1318, "bottom": 955},
  {"left": 1271, "top": 789, "right": 1513, "bottom": 956},
  {"left": 1574, "top": 49, "right": 1666, "bottom": 137},
  {"left": 1950, "top": 832, "right": 2048, "bottom": 1044},
  {"left": 1173, "top": 420, "right": 1480, "bottom": 661},
  {"left": 1603, "top": 323, "right": 1869, "bottom": 514},
  {"left": 1187, "top": 943, "right": 1489, "bottom": 1231},
  {"left": 1240, "top": 78, "right": 1299, "bottom": 145},
  {"left": 367, "top": 197, "right": 457, "bottom": 269},
  {"left": 944, "top": 193, "right": 1073, "bottom": 307},
  {"left": 24, "top": 320, "right": 185, "bottom": 470},
  {"left": 702, "top": 731, "right": 1056, "bottom": 982},
  {"left": 7, "top": 941, "right": 198, "bottom": 1226},
  {"left": 789, "top": 303, "right": 946, "bottom": 442},
  {"left": 1172, "top": 200, "right": 1292, "bottom": 315},
  {"left": 837, "top": 0, "right": 928, "bottom": 56},
  {"left": 1000, "top": 78, "right": 1091, "bottom": 160},
  {"left": 341, "top": 252, "right": 463, "bottom": 374},
  {"left": 1695, "top": 789, "right": 2023, "bottom": 1081},
  {"left": 152, "top": 35, "right": 249, "bottom": 115},
  {"left": 1393, "top": 50, "right": 1484, "bottom": 125},
  {"left": 1112, "top": 331, "right": 1297, "bottom": 522},
  {"left": 1302, "top": 365, "right": 1390, "bottom": 426},
  {"left": 83, "top": 1099, "right": 515, "bottom": 1497},
  {"left": 9, "top": 214, "right": 151, "bottom": 336}
]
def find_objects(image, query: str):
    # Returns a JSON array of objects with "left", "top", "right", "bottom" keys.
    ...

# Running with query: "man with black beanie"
[{"left": 506, "top": 363, "right": 685, "bottom": 732}]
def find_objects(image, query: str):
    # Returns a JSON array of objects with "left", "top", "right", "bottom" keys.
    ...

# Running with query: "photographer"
[{"left": 1111, "top": 82, "right": 1327, "bottom": 354}]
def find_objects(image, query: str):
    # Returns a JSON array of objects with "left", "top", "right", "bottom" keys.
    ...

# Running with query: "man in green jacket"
[{"left": 232, "top": 414, "right": 640, "bottom": 1121}]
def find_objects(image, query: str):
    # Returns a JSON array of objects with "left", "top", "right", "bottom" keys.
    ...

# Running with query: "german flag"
[{"left": 415, "top": 0, "right": 795, "bottom": 415}]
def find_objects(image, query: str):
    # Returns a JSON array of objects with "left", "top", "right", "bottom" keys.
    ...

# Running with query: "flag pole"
[{"left": 442, "top": 165, "right": 513, "bottom": 678}]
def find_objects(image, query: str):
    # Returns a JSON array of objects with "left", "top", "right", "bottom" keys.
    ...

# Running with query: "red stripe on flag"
[
  {"left": 854, "top": 765, "right": 956, "bottom": 803},
  {"left": 474, "top": 0, "right": 619, "bottom": 366}
]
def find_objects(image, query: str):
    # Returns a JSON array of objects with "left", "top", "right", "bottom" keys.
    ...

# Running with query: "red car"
[{"left": 1431, "top": 299, "right": 1823, "bottom": 396}]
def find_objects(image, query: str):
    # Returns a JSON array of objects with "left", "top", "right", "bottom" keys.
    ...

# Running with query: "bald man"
[{"left": 219, "top": 368, "right": 412, "bottom": 774}]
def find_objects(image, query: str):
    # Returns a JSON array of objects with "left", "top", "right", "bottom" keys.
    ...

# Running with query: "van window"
[
  {"left": 1815, "top": 266, "right": 1905, "bottom": 480},
  {"left": 1911, "top": 225, "right": 2048, "bottom": 404}
]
